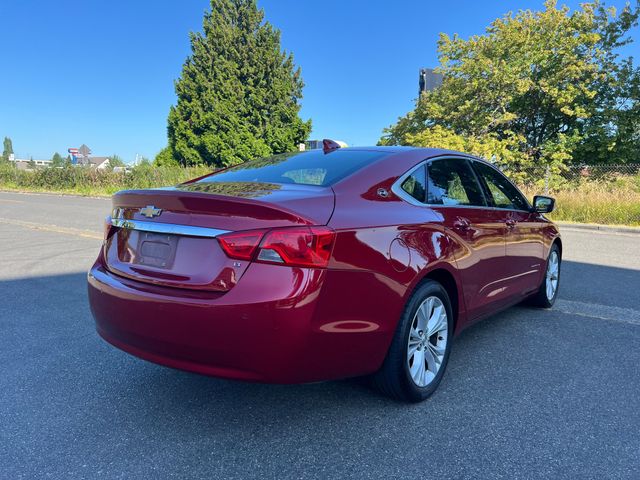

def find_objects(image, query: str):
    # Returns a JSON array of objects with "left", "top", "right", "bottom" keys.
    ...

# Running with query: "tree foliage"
[
  {"left": 154, "top": 146, "right": 178, "bottom": 166},
  {"left": 166, "top": 0, "right": 311, "bottom": 167},
  {"left": 2, "top": 137, "right": 13, "bottom": 163},
  {"left": 50, "top": 152, "right": 70, "bottom": 168},
  {"left": 108, "top": 154, "right": 125, "bottom": 169},
  {"left": 380, "top": 1, "right": 640, "bottom": 171}
]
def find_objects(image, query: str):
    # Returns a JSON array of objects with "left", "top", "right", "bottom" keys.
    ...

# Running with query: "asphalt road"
[{"left": 1, "top": 191, "right": 639, "bottom": 479}]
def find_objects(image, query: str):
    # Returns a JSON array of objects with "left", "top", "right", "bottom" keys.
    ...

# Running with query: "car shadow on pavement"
[
  {"left": 3, "top": 264, "right": 640, "bottom": 477},
  {"left": 1, "top": 261, "right": 639, "bottom": 422},
  {"left": 2, "top": 260, "right": 639, "bottom": 401}
]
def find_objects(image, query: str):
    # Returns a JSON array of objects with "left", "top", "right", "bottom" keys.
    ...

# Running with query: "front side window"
[
  {"left": 426, "top": 158, "right": 486, "bottom": 206},
  {"left": 473, "top": 161, "right": 529, "bottom": 211}
]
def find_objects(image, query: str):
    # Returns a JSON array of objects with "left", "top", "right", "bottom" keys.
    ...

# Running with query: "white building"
[
  {"left": 88, "top": 157, "right": 111, "bottom": 170},
  {"left": 9, "top": 154, "right": 112, "bottom": 170},
  {"left": 9, "top": 157, "right": 52, "bottom": 170}
]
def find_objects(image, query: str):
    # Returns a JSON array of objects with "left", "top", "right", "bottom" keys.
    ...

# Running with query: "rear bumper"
[{"left": 88, "top": 260, "right": 399, "bottom": 383}]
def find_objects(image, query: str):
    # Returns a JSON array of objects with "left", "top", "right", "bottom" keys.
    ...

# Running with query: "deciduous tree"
[{"left": 380, "top": 1, "right": 640, "bottom": 172}]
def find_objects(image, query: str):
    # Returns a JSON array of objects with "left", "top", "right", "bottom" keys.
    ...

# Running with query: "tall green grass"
[{"left": 522, "top": 179, "right": 640, "bottom": 226}]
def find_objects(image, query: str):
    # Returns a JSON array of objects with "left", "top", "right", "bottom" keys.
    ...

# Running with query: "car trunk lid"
[{"left": 103, "top": 182, "right": 335, "bottom": 291}]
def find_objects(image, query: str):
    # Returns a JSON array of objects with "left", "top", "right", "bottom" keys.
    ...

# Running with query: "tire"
[
  {"left": 372, "top": 280, "right": 453, "bottom": 402},
  {"left": 529, "top": 243, "right": 561, "bottom": 308}
]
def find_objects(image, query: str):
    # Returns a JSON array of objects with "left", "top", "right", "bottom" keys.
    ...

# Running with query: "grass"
[
  {"left": 523, "top": 180, "right": 640, "bottom": 226},
  {"left": 0, "top": 163, "right": 211, "bottom": 197},
  {"left": 1, "top": 163, "right": 639, "bottom": 226},
  {"left": 552, "top": 192, "right": 640, "bottom": 226}
]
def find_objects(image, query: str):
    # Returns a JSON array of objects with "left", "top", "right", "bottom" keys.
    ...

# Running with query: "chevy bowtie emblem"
[{"left": 139, "top": 205, "right": 162, "bottom": 218}]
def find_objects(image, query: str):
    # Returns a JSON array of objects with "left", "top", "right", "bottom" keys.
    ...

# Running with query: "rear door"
[
  {"left": 425, "top": 157, "right": 512, "bottom": 320},
  {"left": 471, "top": 160, "right": 544, "bottom": 297}
]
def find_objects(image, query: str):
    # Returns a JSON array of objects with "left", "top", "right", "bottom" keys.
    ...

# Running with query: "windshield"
[{"left": 197, "top": 149, "right": 389, "bottom": 187}]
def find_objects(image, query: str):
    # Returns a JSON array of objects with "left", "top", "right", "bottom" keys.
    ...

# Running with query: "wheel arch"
[
  {"left": 408, "top": 263, "right": 464, "bottom": 334},
  {"left": 552, "top": 236, "right": 563, "bottom": 258}
]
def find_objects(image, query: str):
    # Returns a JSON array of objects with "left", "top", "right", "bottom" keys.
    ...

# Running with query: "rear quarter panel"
[{"left": 323, "top": 150, "right": 469, "bottom": 346}]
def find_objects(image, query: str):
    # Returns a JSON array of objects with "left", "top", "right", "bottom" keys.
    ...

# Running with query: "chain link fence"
[
  {"left": 493, "top": 163, "right": 640, "bottom": 225},
  {"left": 498, "top": 164, "right": 640, "bottom": 194}
]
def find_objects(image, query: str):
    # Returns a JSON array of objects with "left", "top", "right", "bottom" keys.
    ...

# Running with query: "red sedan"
[{"left": 88, "top": 143, "right": 561, "bottom": 402}]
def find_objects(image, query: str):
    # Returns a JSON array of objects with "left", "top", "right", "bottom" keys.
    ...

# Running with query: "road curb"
[{"left": 557, "top": 221, "right": 640, "bottom": 235}]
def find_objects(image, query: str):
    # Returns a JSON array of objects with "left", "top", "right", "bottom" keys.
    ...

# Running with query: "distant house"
[{"left": 88, "top": 157, "right": 110, "bottom": 170}]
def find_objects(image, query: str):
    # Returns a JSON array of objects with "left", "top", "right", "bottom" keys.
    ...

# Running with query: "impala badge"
[{"left": 139, "top": 205, "right": 162, "bottom": 218}]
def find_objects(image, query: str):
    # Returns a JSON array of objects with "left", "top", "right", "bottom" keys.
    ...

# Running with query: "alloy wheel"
[
  {"left": 546, "top": 251, "right": 559, "bottom": 300},
  {"left": 407, "top": 296, "right": 448, "bottom": 387}
]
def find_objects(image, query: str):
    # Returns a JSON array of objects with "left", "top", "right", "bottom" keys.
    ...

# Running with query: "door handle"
[
  {"left": 505, "top": 219, "right": 516, "bottom": 229},
  {"left": 453, "top": 218, "right": 471, "bottom": 232}
]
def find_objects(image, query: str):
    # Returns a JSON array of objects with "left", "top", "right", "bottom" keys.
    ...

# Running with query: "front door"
[
  {"left": 426, "top": 157, "right": 512, "bottom": 321},
  {"left": 472, "top": 160, "right": 545, "bottom": 297}
]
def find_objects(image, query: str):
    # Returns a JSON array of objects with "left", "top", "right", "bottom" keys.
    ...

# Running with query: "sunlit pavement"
[{"left": 1, "top": 191, "right": 639, "bottom": 479}]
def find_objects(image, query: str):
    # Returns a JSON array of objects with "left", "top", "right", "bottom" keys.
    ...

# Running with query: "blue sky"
[{"left": 0, "top": 0, "right": 637, "bottom": 162}]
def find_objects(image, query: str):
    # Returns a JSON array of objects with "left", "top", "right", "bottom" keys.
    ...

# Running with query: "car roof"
[
  {"left": 339, "top": 146, "right": 488, "bottom": 163},
  {"left": 326, "top": 145, "right": 505, "bottom": 191}
]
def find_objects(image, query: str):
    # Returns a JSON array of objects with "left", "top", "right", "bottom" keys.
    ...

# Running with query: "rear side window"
[
  {"left": 197, "top": 150, "right": 389, "bottom": 187},
  {"left": 473, "top": 161, "right": 529, "bottom": 211},
  {"left": 427, "top": 158, "right": 486, "bottom": 206},
  {"left": 400, "top": 164, "right": 427, "bottom": 202}
]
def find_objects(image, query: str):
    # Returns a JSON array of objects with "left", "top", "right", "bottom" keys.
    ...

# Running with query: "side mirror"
[{"left": 532, "top": 195, "right": 555, "bottom": 213}]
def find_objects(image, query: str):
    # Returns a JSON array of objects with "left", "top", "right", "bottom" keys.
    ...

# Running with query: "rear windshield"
[{"left": 197, "top": 149, "right": 389, "bottom": 187}]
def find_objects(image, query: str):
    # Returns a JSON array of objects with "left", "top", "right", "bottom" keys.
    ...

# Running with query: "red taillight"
[
  {"left": 217, "top": 226, "right": 336, "bottom": 268},
  {"left": 217, "top": 229, "right": 266, "bottom": 260},
  {"left": 258, "top": 226, "right": 335, "bottom": 268}
]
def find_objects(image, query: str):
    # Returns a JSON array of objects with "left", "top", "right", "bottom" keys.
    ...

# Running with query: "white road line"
[
  {"left": 554, "top": 299, "right": 640, "bottom": 326},
  {"left": 0, "top": 217, "right": 102, "bottom": 240}
]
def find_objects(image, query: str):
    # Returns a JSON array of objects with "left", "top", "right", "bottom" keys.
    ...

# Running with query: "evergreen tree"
[
  {"left": 51, "top": 152, "right": 65, "bottom": 168},
  {"left": 167, "top": 0, "right": 311, "bottom": 167},
  {"left": 2, "top": 137, "right": 13, "bottom": 162},
  {"left": 154, "top": 146, "right": 177, "bottom": 166}
]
